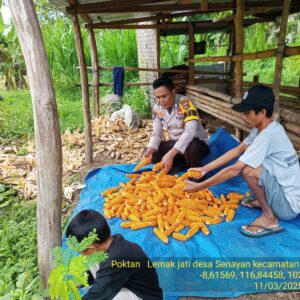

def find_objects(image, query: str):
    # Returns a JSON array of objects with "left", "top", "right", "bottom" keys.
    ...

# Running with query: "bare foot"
[
  {"left": 242, "top": 199, "right": 261, "bottom": 208},
  {"left": 242, "top": 215, "right": 279, "bottom": 233}
]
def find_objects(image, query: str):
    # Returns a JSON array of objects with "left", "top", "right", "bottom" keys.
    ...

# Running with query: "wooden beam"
[
  {"left": 87, "top": 10, "right": 205, "bottom": 27},
  {"left": 201, "top": 0, "right": 208, "bottom": 11},
  {"left": 9, "top": 0, "right": 62, "bottom": 289},
  {"left": 243, "top": 81, "right": 300, "bottom": 97},
  {"left": 67, "top": 0, "right": 166, "bottom": 14},
  {"left": 68, "top": 0, "right": 92, "bottom": 23},
  {"left": 273, "top": 0, "right": 291, "bottom": 120},
  {"left": 67, "top": 0, "right": 300, "bottom": 14},
  {"left": 188, "top": 23, "right": 195, "bottom": 84},
  {"left": 87, "top": 27, "right": 100, "bottom": 118},
  {"left": 188, "top": 46, "right": 300, "bottom": 63},
  {"left": 234, "top": 0, "right": 245, "bottom": 99},
  {"left": 71, "top": 14, "right": 93, "bottom": 165}
]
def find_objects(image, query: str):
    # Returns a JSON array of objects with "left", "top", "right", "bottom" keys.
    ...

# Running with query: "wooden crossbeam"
[
  {"left": 89, "top": 18, "right": 274, "bottom": 30},
  {"left": 67, "top": 0, "right": 166, "bottom": 14},
  {"left": 67, "top": 0, "right": 300, "bottom": 14},
  {"left": 68, "top": 0, "right": 92, "bottom": 23},
  {"left": 188, "top": 46, "right": 300, "bottom": 63}
]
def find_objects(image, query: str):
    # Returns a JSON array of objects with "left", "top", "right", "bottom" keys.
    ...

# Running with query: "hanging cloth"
[{"left": 113, "top": 66, "right": 125, "bottom": 97}]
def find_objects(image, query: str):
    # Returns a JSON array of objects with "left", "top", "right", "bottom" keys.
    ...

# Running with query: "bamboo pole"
[
  {"left": 87, "top": 27, "right": 99, "bottom": 118},
  {"left": 286, "top": 131, "right": 300, "bottom": 149},
  {"left": 71, "top": 14, "right": 93, "bottom": 165},
  {"left": 281, "top": 108, "right": 300, "bottom": 125},
  {"left": 188, "top": 23, "right": 195, "bottom": 84},
  {"left": 9, "top": 0, "right": 62, "bottom": 289},
  {"left": 234, "top": 0, "right": 245, "bottom": 99},
  {"left": 186, "top": 84, "right": 240, "bottom": 104},
  {"left": 284, "top": 122, "right": 300, "bottom": 136},
  {"left": 273, "top": 0, "right": 291, "bottom": 121},
  {"left": 188, "top": 46, "right": 300, "bottom": 63},
  {"left": 243, "top": 81, "right": 300, "bottom": 96}
]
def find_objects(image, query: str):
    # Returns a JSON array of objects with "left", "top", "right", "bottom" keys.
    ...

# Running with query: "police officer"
[{"left": 143, "top": 77, "right": 210, "bottom": 173}]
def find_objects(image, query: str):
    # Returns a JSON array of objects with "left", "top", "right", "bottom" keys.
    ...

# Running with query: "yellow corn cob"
[
  {"left": 128, "top": 214, "right": 141, "bottom": 222},
  {"left": 176, "top": 210, "right": 186, "bottom": 223},
  {"left": 203, "top": 209, "right": 222, "bottom": 218},
  {"left": 142, "top": 215, "right": 157, "bottom": 222},
  {"left": 167, "top": 209, "right": 173, "bottom": 218},
  {"left": 121, "top": 222, "right": 133, "bottom": 228},
  {"left": 116, "top": 204, "right": 125, "bottom": 218},
  {"left": 165, "top": 223, "right": 178, "bottom": 236},
  {"left": 121, "top": 212, "right": 127, "bottom": 220},
  {"left": 174, "top": 224, "right": 185, "bottom": 232},
  {"left": 158, "top": 181, "right": 176, "bottom": 188},
  {"left": 157, "top": 214, "right": 164, "bottom": 232},
  {"left": 206, "top": 217, "right": 222, "bottom": 225},
  {"left": 226, "top": 209, "right": 236, "bottom": 222},
  {"left": 190, "top": 221, "right": 205, "bottom": 228},
  {"left": 172, "top": 232, "right": 188, "bottom": 241},
  {"left": 128, "top": 206, "right": 141, "bottom": 218},
  {"left": 164, "top": 221, "right": 170, "bottom": 231},
  {"left": 142, "top": 208, "right": 160, "bottom": 218},
  {"left": 153, "top": 161, "right": 164, "bottom": 171},
  {"left": 153, "top": 228, "right": 169, "bottom": 243},
  {"left": 185, "top": 214, "right": 205, "bottom": 222},
  {"left": 134, "top": 157, "right": 150, "bottom": 172},
  {"left": 102, "top": 186, "right": 120, "bottom": 197},
  {"left": 126, "top": 173, "right": 141, "bottom": 179},
  {"left": 220, "top": 194, "right": 227, "bottom": 204},
  {"left": 103, "top": 209, "right": 112, "bottom": 219},
  {"left": 147, "top": 196, "right": 157, "bottom": 209},
  {"left": 186, "top": 225, "right": 200, "bottom": 238},
  {"left": 201, "top": 224, "right": 210, "bottom": 235},
  {"left": 131, "top": 221, "right": 151, "bottom": 230}
]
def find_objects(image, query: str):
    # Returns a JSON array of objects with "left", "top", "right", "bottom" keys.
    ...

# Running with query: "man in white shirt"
[
  {"left": 184, "top": 85, "right": 300, "bottom": 237},
  {"left": 144, "top": 77, "right": 209, "bottom": 173}
]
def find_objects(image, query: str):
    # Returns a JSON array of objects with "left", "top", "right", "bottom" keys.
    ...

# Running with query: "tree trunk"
[{"left": 9, "top": 0, "right": 62, "bottom": 289}]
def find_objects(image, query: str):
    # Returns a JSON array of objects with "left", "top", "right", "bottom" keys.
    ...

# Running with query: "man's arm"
[
  {"left": 189, "top": 142, "right": 248, "bottom": 177},
  {"left": 184, "top": 160, "right": 247, "bottom": 192},
  {"left": 82, "top": 264, "right": 129, "bottom": 300}
]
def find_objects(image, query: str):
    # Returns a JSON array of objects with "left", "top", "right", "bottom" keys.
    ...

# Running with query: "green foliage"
[
  {"left": 0, "top": 85, "right": 83, "bottom": 142},
  {"left": 0, "top": 184, "right": 43, "bottom": 299},
  {"left": 123, "top": 87, "right": 151, "bottom": 117},
  {"left": 48, "top": 231, "right": 108, "bottom": 300}
]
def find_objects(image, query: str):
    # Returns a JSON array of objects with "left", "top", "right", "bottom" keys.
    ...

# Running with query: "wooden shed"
[{"left": 9, "top": 0, "right": 300, "bottom": 297}]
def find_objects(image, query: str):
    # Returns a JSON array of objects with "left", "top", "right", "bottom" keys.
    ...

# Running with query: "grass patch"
[{"left": 0, "top": 184, "right": 43, "bottom": 299}]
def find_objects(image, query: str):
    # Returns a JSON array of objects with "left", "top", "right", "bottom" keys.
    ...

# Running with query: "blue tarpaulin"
[{"left": 66, "top": 129, "right": 300, "bottom": 299}]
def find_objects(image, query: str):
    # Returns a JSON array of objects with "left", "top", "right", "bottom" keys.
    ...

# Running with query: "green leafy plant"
[
  {"left": 0, "top": 184, "right": 44, "bottom": 299},
  {"left": 48, "top": 231, "right": 108, "bottom": 300}
]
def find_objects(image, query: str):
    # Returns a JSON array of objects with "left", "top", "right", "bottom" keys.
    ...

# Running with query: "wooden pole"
[
  {"left": 156, "top": 22, "right": 161, "bottom": 73},
  {"left": 188, "top": 23, "right": 195, "bottom": 84},
  {"left": 87, "top": 27, "right": 100, "bottom": 118},
  {"left": 273, "top": 0, "right": 291, "bottom": 121},
  {"left": 9, "top": 0, "right": 62, "bottom": 289},
  {"left": 234, "top": 0, "right": 245, "bottom": 99},
  {"left": 71, "top": 14, "right": 93, "bottom": 165}
]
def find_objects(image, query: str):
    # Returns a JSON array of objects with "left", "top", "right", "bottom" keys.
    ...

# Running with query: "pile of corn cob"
[{"left": 102, "top": 161, "right": 245, "bottom": 243}]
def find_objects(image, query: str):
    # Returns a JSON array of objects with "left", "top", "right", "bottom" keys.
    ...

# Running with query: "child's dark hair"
[
  {"left": 153, "top": 77, "right": 174, "bottom": 92},
  {"left": 66, "top": 209, "right": 111, "bottom": 243}
]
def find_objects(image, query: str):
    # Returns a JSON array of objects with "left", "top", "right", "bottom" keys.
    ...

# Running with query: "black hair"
[
  {"left": 254, "top": 107, "right": 273, "bottom": 118},
  {"left": 66, "top": 209, "right": 111, "bottom": 243},
  {"left": 152, "top": 77, "right": 175, "bottom": 92}
]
